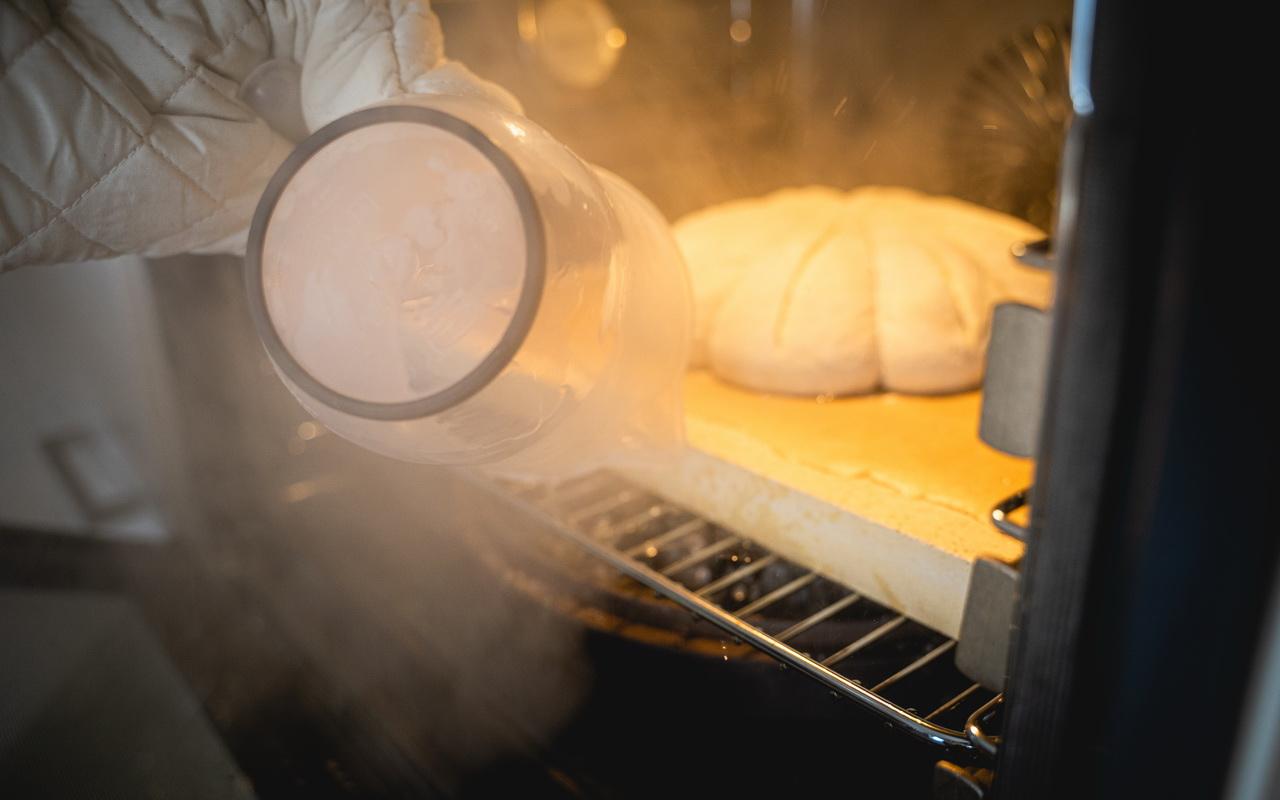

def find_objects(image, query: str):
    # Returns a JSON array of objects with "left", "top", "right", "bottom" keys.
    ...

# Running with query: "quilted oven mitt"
[{"left": 0, "top": 0, "right": 519, "bottom": 270}]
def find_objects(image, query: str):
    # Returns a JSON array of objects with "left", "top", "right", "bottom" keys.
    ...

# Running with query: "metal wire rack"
[{"left": 501, "top": 469, "right": 1005, "bottom": 757}]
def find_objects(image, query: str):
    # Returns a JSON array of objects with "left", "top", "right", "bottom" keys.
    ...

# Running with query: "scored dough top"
[{"left": 674, "top": 186, "right": 1051, "bottom": 396}]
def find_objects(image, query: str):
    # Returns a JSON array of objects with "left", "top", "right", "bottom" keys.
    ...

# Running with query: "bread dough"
[
  {"left": 674, "top": 186, "right": 847, "bottom": 368},
  {"left": 674, "top": 186, "right": 1051, "bottom": 395}
]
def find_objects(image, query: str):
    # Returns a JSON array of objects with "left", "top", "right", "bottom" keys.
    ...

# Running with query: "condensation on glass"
[{"left": 247, "top": 96, "right": 692, "bottom": 478}]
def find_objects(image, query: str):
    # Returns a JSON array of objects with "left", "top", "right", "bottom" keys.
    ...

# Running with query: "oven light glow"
[
  {"left": 284, "top": 480, "right": 321, "bottom": 503},
  {"left": 517, "top": 3, "right": 538, "bottom": 42}
]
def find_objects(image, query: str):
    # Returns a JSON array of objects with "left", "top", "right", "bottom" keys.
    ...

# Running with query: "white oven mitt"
[{"left": 0, "top": 0, "right": 520, "bottom": 271}]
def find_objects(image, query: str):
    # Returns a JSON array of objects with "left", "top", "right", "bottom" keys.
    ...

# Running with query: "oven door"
[{"left": 993, "top": 2, "right": 1274, "bottom": 799}]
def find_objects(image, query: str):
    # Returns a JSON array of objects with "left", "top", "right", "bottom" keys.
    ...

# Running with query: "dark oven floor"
[
  {"left": 0, "top": 490, "right": 944, "bottom": 799},
  {"left": 3, "top": 253, "right": 946, "bottom": 795}
]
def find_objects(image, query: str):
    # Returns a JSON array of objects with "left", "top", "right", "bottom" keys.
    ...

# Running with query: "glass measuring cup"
[{"left": 245, "top": 95, "right": 691, "bottom": 478}]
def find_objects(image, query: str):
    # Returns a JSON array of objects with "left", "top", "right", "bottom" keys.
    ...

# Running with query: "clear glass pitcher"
[{"left": 245, "top": 95, "right": 691, "bottom": 478}]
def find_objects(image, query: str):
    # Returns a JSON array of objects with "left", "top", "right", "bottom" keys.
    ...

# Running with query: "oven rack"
[{"left": 502, "top": 470, "right": 1004, "bottom": 757}]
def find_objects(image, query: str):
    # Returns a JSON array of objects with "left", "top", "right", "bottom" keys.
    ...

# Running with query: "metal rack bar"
[
  {"left": 504, "top": 485, "right": 983, "bottom": 751},
  {"left": 695, "top": 554, "right": 780, "bottom": 597},
  {"left": 602, "top": 505, "right": 669, "bottom": 539},
  {"left": 926, "top": 683, "right": 983, "bottom": 721},
  {"left": 990, "top": 487, "right": 1031, "bottom": 540},
  {"left": 494, "top": 473, "right": 1013, "bottom": 756},
  {"left": 659, "top": 536, "right": 741, "bottom": 577},
  {"left": 733, "top": 572, "right": 819, "bottom": 618},
  {"left": 821, "top": 616, "right": 907, "bottom": 668},
  {"left": 542, "top": 474, "right": 612, "bottom": 504},
  {"left": 966, "top": 695, "right": 1003, "bottom": 757},
  {"left": 622, "top": 518, "right": 706, "bottom": 558},
  {"left": 775, "top": 592, "right": 862, "bottom": 643},
  {"left": 564, "top": 489, "right": 639, "bottom": 524},
  {"left": 871, "top": 640, "right": 957, "bottom": 693}
]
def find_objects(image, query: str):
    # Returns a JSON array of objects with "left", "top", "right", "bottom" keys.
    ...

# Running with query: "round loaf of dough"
[{"left": 674, "top": 186, "right": 1051, "bottom": 396}]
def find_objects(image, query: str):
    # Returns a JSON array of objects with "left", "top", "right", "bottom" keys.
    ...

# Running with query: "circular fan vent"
[{"left": 946, "top": 22, "right": 1071, "bottom": 232}]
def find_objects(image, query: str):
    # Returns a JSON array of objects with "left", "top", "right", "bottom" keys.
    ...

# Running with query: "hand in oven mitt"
[{"left": 0, "top": 0, "right": 519, "bottom": 270}]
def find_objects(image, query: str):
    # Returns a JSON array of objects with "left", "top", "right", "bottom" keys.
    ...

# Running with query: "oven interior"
[{"left": 0, "top": 1, "right": 1107, "bottom": 797}]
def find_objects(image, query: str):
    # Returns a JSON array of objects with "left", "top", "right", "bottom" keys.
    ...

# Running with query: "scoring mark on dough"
[{"left": 772, "top": 221, "right": 844, "bottom": 346}]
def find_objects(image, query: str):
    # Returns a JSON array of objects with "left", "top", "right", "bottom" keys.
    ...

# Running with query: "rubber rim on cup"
[{"left": 244, "top": 105, "right": 546, "bottom": 422}]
